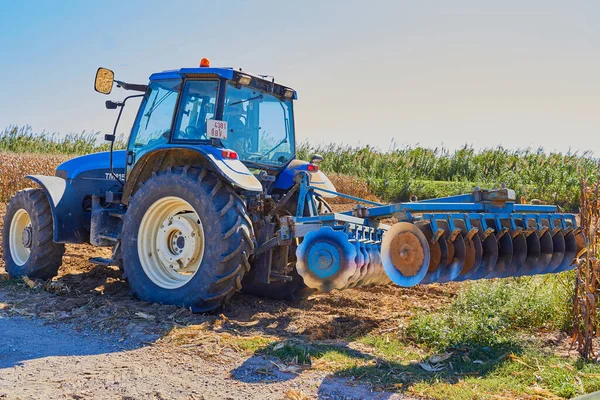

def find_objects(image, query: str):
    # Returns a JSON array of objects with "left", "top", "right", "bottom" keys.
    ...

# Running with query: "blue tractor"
[{"left": 1, "top": 61, "right": 585, "bottom": 311}]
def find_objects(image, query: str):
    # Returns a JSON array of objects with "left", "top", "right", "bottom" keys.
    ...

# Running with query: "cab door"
[{"left": 126, "top": 79, "right": 181, "bottom": 177}]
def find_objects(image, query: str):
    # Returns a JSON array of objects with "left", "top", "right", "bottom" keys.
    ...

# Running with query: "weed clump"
[{"left": 406, "top": 274, "right": 573, "bottom": 351}]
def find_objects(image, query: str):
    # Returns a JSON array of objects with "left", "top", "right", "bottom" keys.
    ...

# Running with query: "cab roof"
[
  {"left": 149, "top": 67, "right": 235, "bottom": 81},
  {"left": 148, "top": 67, "right": 297, "bottom": 99}
]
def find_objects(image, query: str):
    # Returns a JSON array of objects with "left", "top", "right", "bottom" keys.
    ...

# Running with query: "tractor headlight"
[
  {"left": 283, "top": 88, "right": 295, "bottom": 99},
  {"left": 238, "top": 74, "right": 252, "bottom": 86}
]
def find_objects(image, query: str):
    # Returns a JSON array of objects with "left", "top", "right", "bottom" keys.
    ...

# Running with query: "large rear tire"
[
  {"left": 120, "top": 167, "right": 254, "bottom": 312},
  {"left": 2, "top": 189, "right": 65, "bottom": 280}
]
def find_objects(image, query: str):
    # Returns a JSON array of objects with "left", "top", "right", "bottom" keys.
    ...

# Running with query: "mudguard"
[
  {"left": 26, "top": 175, "right": 86, "bottom": 244},
  {"left": 196, "top": 145, "right": 263, "bottom": 192},
  {"left": 273, "top": 159, "right": 337, "bottom": 198},
  {"left": 126, "top": 145, "right": 263, "bottom": 196}
]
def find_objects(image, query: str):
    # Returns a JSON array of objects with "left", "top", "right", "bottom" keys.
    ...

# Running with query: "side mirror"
[
  {"left": 105, "top": 100, "right": 122, "bottom": 109},
  {"left": 95, "top": 67, "right": 114, "bottom": 94}
]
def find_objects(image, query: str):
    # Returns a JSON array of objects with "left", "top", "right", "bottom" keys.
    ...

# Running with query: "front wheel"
[
  {"left": 2, "top": 189, "right": 65, "bottom": 280},
  {"left": 120, "top": 167, "right": 254, "bottom": 312}
]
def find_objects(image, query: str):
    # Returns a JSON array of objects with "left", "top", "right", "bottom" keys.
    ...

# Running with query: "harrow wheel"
[
  {"left": 2, "top": 189, "right": 65, "bottom": 280},
  {"left": 120, "top": 167, "right": 254, "bottom": 312}
]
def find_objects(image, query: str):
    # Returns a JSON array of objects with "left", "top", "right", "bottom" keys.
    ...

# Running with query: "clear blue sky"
[{"left": 1, "top": 0, "right": 598, "bottom": 153}]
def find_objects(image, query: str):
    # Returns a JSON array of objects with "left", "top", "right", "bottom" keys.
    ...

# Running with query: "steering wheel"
[{"left": 184, "top": 126, "right": 206, "bottom": 140}]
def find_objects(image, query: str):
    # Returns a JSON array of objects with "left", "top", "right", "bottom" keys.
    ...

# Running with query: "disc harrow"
[{"left": 290, "top": 185, "right": 584, "bottom": 292}]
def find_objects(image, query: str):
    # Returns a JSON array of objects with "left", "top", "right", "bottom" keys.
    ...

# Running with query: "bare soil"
[{"left": 0, "top": 203, "right": 457, "bottom": 399}]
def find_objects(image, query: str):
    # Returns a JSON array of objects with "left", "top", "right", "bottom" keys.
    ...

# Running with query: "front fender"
[{"left": 26, "top": 175, "right": 85, "bottom": 244}]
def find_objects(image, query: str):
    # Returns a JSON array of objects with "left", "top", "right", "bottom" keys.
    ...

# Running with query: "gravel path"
[{"left": 0, "top": 310, "right": 406, "bottom": 399}]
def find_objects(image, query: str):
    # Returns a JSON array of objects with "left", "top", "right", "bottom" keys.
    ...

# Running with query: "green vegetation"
[
  {"left": 1, "top": 126, "right": 597, "bottom": 210},
  {"left": 298, "top": 142, "right": 599, "bottom": 211},
  {"left": 0, "top": 126, "right": 125, "bottom": 155},
  {"left": 406, "top": 274, "right": 574, "bottom": 351}
]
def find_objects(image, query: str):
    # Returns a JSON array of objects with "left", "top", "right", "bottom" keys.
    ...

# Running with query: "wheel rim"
[
  {"left": 9, "top": 209, "right": 32, "bottom": 266},
  {"left": 138, "top": 196, "right": 205, "bottom": 289}
]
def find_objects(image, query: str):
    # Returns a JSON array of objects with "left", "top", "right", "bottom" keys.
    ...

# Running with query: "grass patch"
[{"left": 406, "top": 274, "right": 574, "bottom": 351}]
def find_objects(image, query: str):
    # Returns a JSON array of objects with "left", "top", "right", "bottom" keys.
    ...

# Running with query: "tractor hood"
[
  {"left": 55, "top": 151, "right": 126, "bottom": 180},
  {"left": 273, "top": 160, "right": 337, "bottom": 198}
]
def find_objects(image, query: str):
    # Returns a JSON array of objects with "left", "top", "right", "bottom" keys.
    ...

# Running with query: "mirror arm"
[{"left": 114, "top": 80, "right": 148, "bottom": 92}]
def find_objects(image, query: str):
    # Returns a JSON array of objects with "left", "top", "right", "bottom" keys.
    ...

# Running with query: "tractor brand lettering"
[
  {"left": 105, "top": 173, "right": 125, "bottom": 180},
  {"left": 207, "top": 120, "right": 228, "bottom": 139}
]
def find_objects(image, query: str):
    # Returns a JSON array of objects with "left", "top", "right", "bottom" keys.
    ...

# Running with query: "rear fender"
[
  {"left": 25, "top": 175, "right": 85, "bottom": 244},
  {"left": 122, "top": 146, "right": 262, "bottom": 203}
]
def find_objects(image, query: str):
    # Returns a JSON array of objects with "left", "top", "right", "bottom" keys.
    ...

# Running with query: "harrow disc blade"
[
  {"left": 535, "top": 230, "right": 554, "bottom": 274},
  {"left": 416, "top": 222, "right": 448, "bottom": 284},
  {"left": 517, "top": 231, "right": 541, "bottom": 276},
  {"left": 542, "top": 230, "right": 566, "bottom": 274},
  {"left": 345, "top": 239, "right": 365, "bottom": 289},
  {"left": 486, "top": 231, "right": 513, "bottom": 279},
  {"left": 381, "top": 222, "right": 430, "bottom": 286},
  {"left": 454, "top": 233, "right": 483, "bottom": 282},
  {"left": 420, "top": 236, "right": 449, "bottom": 284},
  {"left": 555, "top": 230, "right": 577, "bottom": 272},
  {"left": 354, "top": 239, "right": 372, "bottom": 286},
  {"left": 469, "top": 233, "right": 498, "bottom": 280},
  {"left": 499, "top": 232, "right": 527, "bottom": 278},
  {"left": 296, "top": 227, "right": 358, "bottom": 292},
  {"left": 437, "top": 232, "right": 465, "bottom": 283}
]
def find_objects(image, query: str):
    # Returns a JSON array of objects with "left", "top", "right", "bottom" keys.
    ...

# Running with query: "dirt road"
[{"left": 0, "top": 307, "right": 404, "bottom": 399}]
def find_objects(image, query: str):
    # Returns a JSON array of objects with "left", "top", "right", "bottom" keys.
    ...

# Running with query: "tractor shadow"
[{"left": 230, "top": 339, "right": 525, "bottom": 395}]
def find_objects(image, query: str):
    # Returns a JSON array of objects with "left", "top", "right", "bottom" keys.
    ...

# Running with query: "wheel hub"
[
  {"left": 21, "top": 225, "right": 33, "bottom": 248},
  {"left": 138, "top": 197, "right": 206, "bottom": 290},
  {"left": 9, "top": 209, "right": 32, "bottom": 266},
  {"left": 156, "top": 212, "right": 203, "bottom": 272}
]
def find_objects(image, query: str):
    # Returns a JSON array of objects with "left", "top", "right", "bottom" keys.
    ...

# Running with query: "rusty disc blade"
[
  {"left": 437, "top": 233, "right": 465, "bottom": 283},
  {"left": 454, "top": 234, "right": 483, "bottom": 282},
  {"left": 420, "top": 235, "right": 449, "bottom": 284},
  {"left": 381, "top": 222, "right": 430, "bottom": 287}
]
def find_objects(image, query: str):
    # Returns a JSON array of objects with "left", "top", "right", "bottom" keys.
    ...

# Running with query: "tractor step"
[
  {"left": 109, "top": 211, "right": 125, "bottom": 219},
  {"left": 98, "top": 233, "right": 119, "bottom": 243},
  {"left": 89, "top": 257, "right": 118, "bottom": 266}
]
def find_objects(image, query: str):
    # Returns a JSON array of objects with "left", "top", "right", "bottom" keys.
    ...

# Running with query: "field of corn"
[{"left": 2, "top": 126, "right": 598, "bottom": 209}]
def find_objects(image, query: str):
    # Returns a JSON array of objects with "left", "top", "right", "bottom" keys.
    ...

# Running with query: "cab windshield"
[{"left": 222, "top": 82, "right": 295, "bottom": 166}]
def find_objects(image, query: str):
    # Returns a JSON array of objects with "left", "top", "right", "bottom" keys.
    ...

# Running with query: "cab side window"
[
  {"left": 173, "top": 80, "right": 219, "bottom": 141},
  {"left": 130, "top": 79, "right": 180, "bottom": 148}
]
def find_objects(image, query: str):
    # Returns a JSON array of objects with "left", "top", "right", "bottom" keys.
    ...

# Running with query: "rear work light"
[
  {"left": 221, "top": 149, "right": 238, "bottom": 160},
  {"left": 307, "top": 164, "right": 319, "bottom": 171}
]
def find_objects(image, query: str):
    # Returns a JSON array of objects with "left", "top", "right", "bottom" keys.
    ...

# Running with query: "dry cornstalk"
[{"left": 572, "top": 178, "right": 600, "bottom": 359}]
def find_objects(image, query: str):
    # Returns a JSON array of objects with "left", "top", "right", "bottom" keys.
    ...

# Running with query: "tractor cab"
[{"left": 95, "top": 60, "right": 297, "bottom": 179}]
